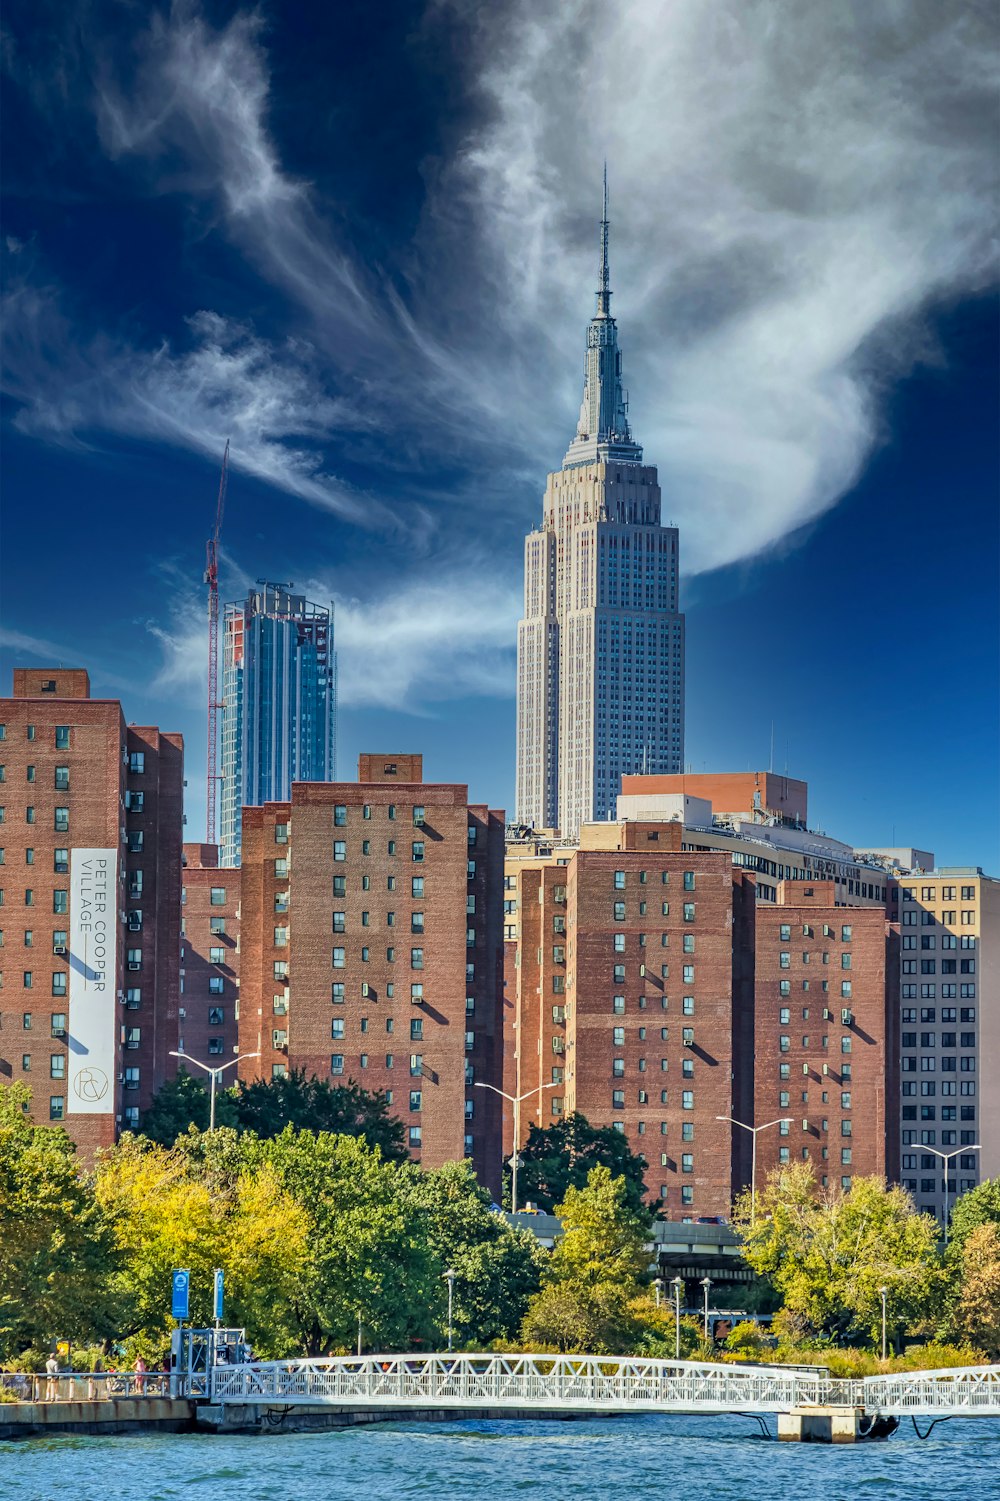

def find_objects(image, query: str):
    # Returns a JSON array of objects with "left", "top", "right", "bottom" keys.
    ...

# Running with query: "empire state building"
[{"left": 515, "top": 181, "right": 685, "bottom": 837}]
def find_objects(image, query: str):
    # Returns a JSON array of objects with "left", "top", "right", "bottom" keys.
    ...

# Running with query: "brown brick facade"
[
  {"left": 237, "top": 760, "right": 506, "bottom": 1191},
  {"left": 752, "top": 882, "right": 898, "bottom": 1187},
  {"left": 180, "top": 844, "right": 240, "bottom": 1071},
  {"left": 0, "top": 674, "right": 182, "bottom": 1157}
]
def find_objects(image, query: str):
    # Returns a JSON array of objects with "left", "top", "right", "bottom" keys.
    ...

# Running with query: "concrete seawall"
[{"left": 0, "top": 1399, "right": 195, "bottom": 1440}]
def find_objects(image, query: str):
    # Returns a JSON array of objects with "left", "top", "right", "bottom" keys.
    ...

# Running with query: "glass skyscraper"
[{"left": 220, "top": 582, "right": 337, "bottom": 866}]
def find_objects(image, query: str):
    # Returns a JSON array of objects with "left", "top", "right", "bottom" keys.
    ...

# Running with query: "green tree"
[
  {"left": 261, "top": 1128, "right": 437, "bottom": 1353},
  {"left": 520, "top": 1165, "right": 654, "bottom": 1355},
  {"left": 942, "top": 1223, "right": 1000, "bottom": 1359},
  {"left": 947, "top": 1178, "right": 1000, "bottom": 1255},
  {"left": 142, "top": 1070, "right": 406, "bottom": 1159},
  {"left": 140, "top": 1068, "right": 236, "bottom": 1144},
  {"left": 0, "top": 1083, "right": 118, "bottom": 1359},
  {"left": 734, "top": 1164, "right": 942, "bottom": 1346},
  {"left": 415, "top": 1160, "right": 545, "bottom": 1346},
  {"left": 514, "top": 1113, "right": 651, "bottom": 1217},
  {"left": 236, "top": 1072, "right": 407, "bottom": 1158}
]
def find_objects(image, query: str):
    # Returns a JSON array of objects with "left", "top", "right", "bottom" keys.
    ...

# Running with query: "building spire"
[
  {"left": 563, "top": 165, "right": 642, "bottom": 468},
  {"left": 597, "top": 163, "right": 611, "bottom": 318}
]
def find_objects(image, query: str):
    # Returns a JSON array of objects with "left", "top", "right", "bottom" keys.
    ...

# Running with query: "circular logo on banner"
[
  {"left": 73, "top": 1067, "right": 110, "bottom": 1102},
  {"left": 174, "top": 1272, "right": 188, "bottom": 1292}
]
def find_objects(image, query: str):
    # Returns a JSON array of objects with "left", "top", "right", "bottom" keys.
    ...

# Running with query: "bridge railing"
[
  {"left": 862, "top": 1364, "right": 1000, "bottom": 1415},
  {"left": 209, "top": 1353, "right": 851, "bottom": 1412}
]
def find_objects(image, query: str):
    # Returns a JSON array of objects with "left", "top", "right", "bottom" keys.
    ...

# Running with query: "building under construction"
[{"left": 219, "top": 582, "right": 337, "bottom": 867}]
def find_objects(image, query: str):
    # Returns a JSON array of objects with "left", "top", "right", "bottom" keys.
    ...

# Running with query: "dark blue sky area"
[{"left": 1, "top": 2, "right": 997, "bottom": 869}]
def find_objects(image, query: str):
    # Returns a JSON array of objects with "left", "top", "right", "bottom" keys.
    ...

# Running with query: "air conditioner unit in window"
[
  {"left": 116, "top": 990, "right": 124, "bottom": 1000},
  {"left": 128, "top": 961, "right": 141, "bottom": 971},
  {"left": 822, "top": 1063, "right": 829, "bottom": 1075},
  {"left": 53, "top": 945, "right": 67, "bottom": 956},
  {"left": 841, "top": 1009, "right": 853, "bottom": 1025},
  {"left": 117, "top": 1073, "right": 124, "bottom": 1083}
]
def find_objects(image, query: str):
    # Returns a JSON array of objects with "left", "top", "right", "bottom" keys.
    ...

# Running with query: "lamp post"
[
  {"left": 653, "top": 1277, "right": 664, "bottom": 1309},
  {"left": 357, "top": 1310, "right": 363, "bottom": 1357},
  {"left": 443, "top": 1268, "right": 456, "bottom": 1353},
  {"left": 701, "top": 1277, "right": 712, "bottom": 1344},
  {"left": 879, "top": 1285, "right": 889, "bottom": 1362},
  {"left": 921, "top": 1144, "right": 980, "bottom": 1244},
  {"left": 473, "top": 1081, "right": 557, "bottom": 1213},
  {"left": 169, "top": 1050, "right": 260, "bottom": 1131},
  {"left": 671, "top": 1276, "right": 683, "bottom": 1360},
  {"left": 716, "top": 1115, "right": 793, "bottom": 1225}
]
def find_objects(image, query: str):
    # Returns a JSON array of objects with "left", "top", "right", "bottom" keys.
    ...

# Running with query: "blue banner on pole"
[
  {"left": 213, "top": 1268, "right": 224, "bottom": 1323},
  {"left": 171, "top": 1268, "right": 190, "bottom": 1321}
]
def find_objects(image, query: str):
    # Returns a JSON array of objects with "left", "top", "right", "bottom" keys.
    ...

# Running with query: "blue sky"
[{"left": 2, "top": 1, "right": 997, "bottom": 869}]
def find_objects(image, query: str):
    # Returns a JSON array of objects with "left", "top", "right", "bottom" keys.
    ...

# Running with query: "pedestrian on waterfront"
[
  {"left": 45, "top": 1354, "right": 59, "bottom": 1402},
  {"left": 133, "top": 1355, "right": 148, "bottom": 1395}
]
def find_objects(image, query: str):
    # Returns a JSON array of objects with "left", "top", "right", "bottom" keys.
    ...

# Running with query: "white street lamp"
[
  {"left": 920, "top": 1144, "right": 980, "bottom": 1244},
  {"left": 671, "top": 1277, "right": 683, "bottom": 1360},
  {"left": 701, "top": 1277, "right": 712, "bottom": 1344},
  {"left": 653, "top": 1276, "right": 664, "bottom": 1309},
  {"left": 170, "top": 1050, "right": 260, "bottom": 1131},
  {"left": 879, "top": 1285, "right": 889, "bottom": 1362},
  {"left": 473, "top": 1081, "right": 557, "bottom": 1213},
  {"left": 443, "top": 1268, "right": 457, "bottom": 1353},
  {"left": 717, "top": 1116, "right": 793, "bottom": 1225}
]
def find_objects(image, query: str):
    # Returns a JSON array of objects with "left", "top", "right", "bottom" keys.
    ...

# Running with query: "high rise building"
[
  {"left": 237, "top": 755, "right": 507, "bottom": 1193},
  {"left": 0, "top": 668, "right": 183, "bottom": 1154},
  {"left": 503, "top": 822, "right": 756, "bottom": 1216},
  {"left": 516, "top": 180, "right": 685, "bottom": 839},
  {"left": 220, "top": 582, "right": 336, "bottom": 866},
  {"left": 885, "top": 868, "right": 998, "bottom": 1224},
  {"left": 753, "top": 882, "right": 899, "bottom": 1190}
]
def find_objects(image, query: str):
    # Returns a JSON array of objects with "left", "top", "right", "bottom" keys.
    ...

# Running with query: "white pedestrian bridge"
[{"left": 207, "top": 1352, "right": 1000, "bottom": 1420}]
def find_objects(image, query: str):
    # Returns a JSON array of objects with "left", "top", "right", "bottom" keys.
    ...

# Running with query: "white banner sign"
[{"left": 68, "top": 849, "right": 118, "bottom": 1114}]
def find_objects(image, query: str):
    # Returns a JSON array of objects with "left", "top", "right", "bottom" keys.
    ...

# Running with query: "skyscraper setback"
[
  {"left": 220, "top": 583, "right": 337, "bottom": 866},
  {"left": 516, "top": 181, "right": 685, "bottom": 838}
]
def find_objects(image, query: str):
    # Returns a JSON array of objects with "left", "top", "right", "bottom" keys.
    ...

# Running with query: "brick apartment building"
[
  {"left": 753, "top": 881, "right": 899, "bottom": 1190},
  {"left": 0, "top": 668, "right": 183, "bottom": 1154},
  {"left": 238, "top": 756, "right": 506, "bottom": 1191},
  {"left": 505, "top": 821, "right": 756, "bottom": 1216},
  {"left": 180, "top": 844, "right": 240, "bottom": 1069}
]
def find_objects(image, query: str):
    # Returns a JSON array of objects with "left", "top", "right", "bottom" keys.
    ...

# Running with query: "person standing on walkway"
[
  {"left": 45, "top": 1354, "right": 59, "bottom": 1402},
  {"left": 133, "top": 1355, "right": 147, "bottom": 1396}
]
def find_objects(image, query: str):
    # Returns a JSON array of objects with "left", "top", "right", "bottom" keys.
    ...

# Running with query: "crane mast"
[{"left": 205, "top": 441, "right": 229, "bottom": 845}]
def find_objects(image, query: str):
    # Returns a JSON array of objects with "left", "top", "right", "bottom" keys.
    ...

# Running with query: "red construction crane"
[{"left": 204, "top": 440, "right": 229, "bottom": 846}]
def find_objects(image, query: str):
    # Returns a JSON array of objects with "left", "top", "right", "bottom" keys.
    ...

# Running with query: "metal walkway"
[{"left": 209, "top": 1353, "right": 1000, "bottom": 1418}]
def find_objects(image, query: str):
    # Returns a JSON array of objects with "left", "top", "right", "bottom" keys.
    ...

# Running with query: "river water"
[{"left": 4, "top": 1414, "right": 998, "bottom": 1501}]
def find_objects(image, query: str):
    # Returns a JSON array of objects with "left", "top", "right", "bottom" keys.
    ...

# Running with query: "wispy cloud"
[
  {"left": 3, "top": 0, "right": 997, "bottom": 576},
  {"left": 145, "top": 565, "right": 518, "bottom": 717}
]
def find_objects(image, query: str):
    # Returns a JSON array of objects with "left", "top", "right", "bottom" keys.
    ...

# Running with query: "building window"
[
  {"left": 333, "top": 948, "right": 346, "bottom": 968},
  {"left": 410, "top": 1055, "right": 423, "bottom": 1076},
  {"left": 409, "top": 1126, "right": 422, "bottom": 1148},
  {"left": 209, "top": 976, "right": 224, "bottom": 995},
  {"left": 51, "top": 972, "right": 67, "bottom": 996},
  {"left": 614, "top": 871, "right": 626, "bottom": 889},
  {"left": 273, "top": 926, "right": 288, "bottom": 947},
  {"left": 55, "top": 726, "right": 69, "bottom": 749},
  {"left": 49, "top": 1096, "right": 64, "bottom": 1121},
  {"left": 333, "top": 842, "right": 346, "bottom": 862},
  {"left": 331, "top": 1054, "right": 344, "bottom": 1075},
  {"left": 334, "top": 805, "right": 347, "bottom": 826},
  {"left": 210, "top": 946, "right": 225, "bottom": 965},
  {"left": 332, "top": 1019, "right": 345, "bottom": 1040},
  {"left": 53, "top": 848, "right": 68, "bottom": 873},
  {"left": 412, "top": 841, "right": 425, "bottom": 862}
]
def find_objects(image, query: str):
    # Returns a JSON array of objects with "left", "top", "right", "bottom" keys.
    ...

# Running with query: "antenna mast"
[{"left": 205, "top": 440, "right": 229, "bottom": 845}]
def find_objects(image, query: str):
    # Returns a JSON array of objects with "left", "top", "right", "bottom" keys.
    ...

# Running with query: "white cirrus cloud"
[{"left": 3, "top": 0, "right": 997, "bottom": 576}]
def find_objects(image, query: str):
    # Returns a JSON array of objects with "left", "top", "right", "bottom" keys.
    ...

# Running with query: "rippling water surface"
[{"left": 4, "top": 1415, "right": 998, "bottom": 1501}]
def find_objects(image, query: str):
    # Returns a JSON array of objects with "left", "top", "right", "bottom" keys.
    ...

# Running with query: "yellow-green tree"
[
  {"left": 0, "top": 1083, "right": 117, "bottom": 1359},
  {"left": 944, "top": 1223, "right": 1000, "bottom": 1359},
  {"left": 734, "top": 1164, "right": 942, "bottom": 1346},
  {"left": 93, "top": 1133, "right": 309, "bottom": 1359}
]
